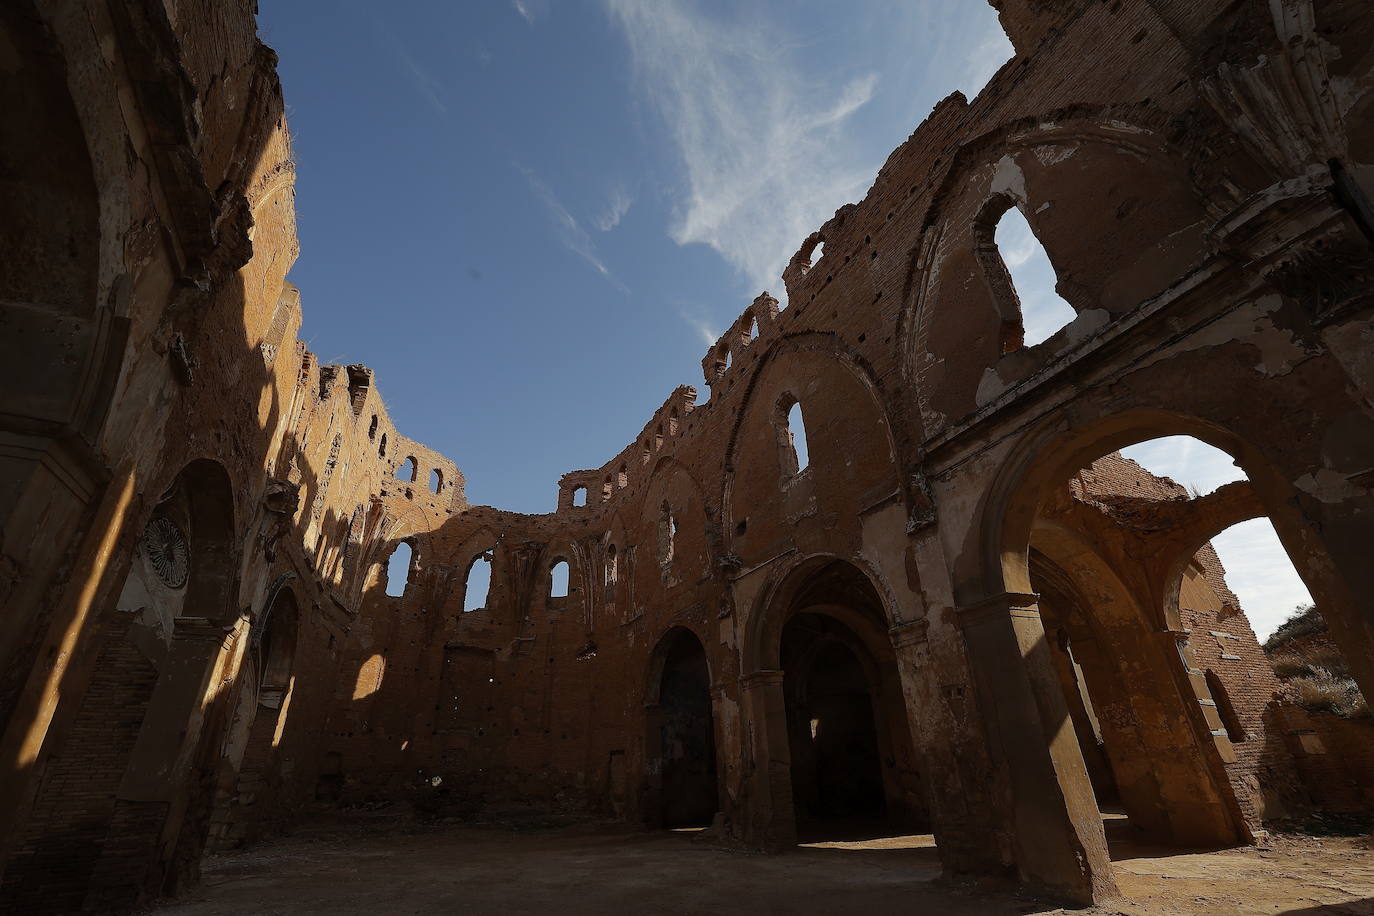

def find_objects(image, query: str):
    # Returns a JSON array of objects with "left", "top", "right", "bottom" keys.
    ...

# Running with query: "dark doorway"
[
  {"left": 654, "top": 630, "right": 718, "bottom": 828},
  {"left": 783, "top": 613, "right": 887, "bottom": 835}
]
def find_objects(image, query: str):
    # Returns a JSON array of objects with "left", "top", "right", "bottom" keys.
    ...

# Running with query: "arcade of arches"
[{"left": 2, "top": 1, "right": 1373, "bottom": 912}]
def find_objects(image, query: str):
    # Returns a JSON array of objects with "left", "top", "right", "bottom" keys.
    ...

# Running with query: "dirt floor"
[{"left": 150, "top": 810, "right": 1374, "bottom": 915}]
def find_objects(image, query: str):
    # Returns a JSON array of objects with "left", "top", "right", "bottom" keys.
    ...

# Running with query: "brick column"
[
  {"left": 956, "top": 591, "right": 1116, "bottom": 904},
  {"left": 738, "top": 669, "right": 795, "bottom": 849}
]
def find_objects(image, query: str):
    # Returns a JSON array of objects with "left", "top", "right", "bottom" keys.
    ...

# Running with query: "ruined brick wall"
[
  {"left": 0, "top": 0, "right": 471, "bottom": 906},
  {"left": 1271, "top": 705, "right": 1374, "bottom": 814},
  {"left": 262, "top": 1, "right": 1374, "bottom": 894},
  {"left": 3, "top": 0, "right": 1374, "bottom": 910}
]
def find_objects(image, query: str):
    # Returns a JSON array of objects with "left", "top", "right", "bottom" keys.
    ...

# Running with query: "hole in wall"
[
  {"left": 549, "top": 559, "right": 569, "bottom": 598},
  {"left": 993, "top": 206, "right": 1076, "bottom": 347},
  {"left": 464, "top": 551, "right": 493, "bottom": 612},
  {"left": 385, "top": 542, "right": 413, "bottom": 597}
]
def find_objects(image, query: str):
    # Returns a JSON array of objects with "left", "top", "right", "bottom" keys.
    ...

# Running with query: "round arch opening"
[{"left": 644, "top": 627, "right": 718, "bottom": 829}]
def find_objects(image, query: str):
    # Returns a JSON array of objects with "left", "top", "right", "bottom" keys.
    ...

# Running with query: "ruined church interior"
[{"left": 3, "top": 0, "right": 1374, "bottom": 913}]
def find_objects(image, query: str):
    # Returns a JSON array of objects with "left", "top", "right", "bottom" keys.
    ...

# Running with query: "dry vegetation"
[{"left": 1265, "top": 605, "right": 1370, "bottom": 719}]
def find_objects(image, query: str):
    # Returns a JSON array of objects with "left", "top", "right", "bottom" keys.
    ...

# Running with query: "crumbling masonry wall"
[{"left": 1, "top": 0, "right": 1372, "bottom": 912}]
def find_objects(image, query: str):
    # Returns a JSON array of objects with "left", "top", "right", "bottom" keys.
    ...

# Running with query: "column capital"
[
  {"left": 888, "top": 617, "right": 929, "bottom": 649},
  {"left": 739, "top": 669, "right": 785, "bottom": 691},
  {"left": 955, "top": 591, "right": 1040, "bottom": 629}
]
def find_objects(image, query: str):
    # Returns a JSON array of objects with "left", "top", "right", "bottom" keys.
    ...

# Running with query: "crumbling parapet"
[{"left": 700, "top": 292, "right": 780, "bottom": 389}]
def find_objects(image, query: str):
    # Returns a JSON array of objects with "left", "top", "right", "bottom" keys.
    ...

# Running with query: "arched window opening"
[
  {"left": 571, "top": 486, "right": 587, "bottom": 507},
  {"left": 617, "top": 464, "right": 628, "bottom": 488},
  {"left": 641, "top": 441, "right": 651, "bottom": 464},
  {"left": 988, "top": 204, "right": 1076, "bottom": 349},
  {"left": 429, "top": 468, "right": 443, "bottom": 493},
  {"left": 601, "top": 476, "right": 613, "bottom": 501},
  {"left": 384, "top": 541, "right": 413, "bottom": 597},
  {"left": 549, "top": 559, "right": 570, "bottom": 598},
  {"left": 777, "top": 396, "right": 810, "bottom": 477},
  {"left": 605, "top": 544, "right": 618, "bottom": 591},
  {"left": 1205, "top": 669, "right": 1247, "bottom": 743},
  {"left": 654, "top": 426, "right": 665, "bottom": 450},
  {"left": 788, "top": 402, "right": 810, "bottom": 471},
  {"left": 379, "top": 433, "right": 387, "bottom": 458},
  {"left": 669, "top": 408, "right": 680, "bottom": 436},
  {"left": 463, "top": 551, "right": 493, "bottom": 612},
  {"left": 658, "top": 501, "right": 676, "bottom": 570},
  {"left": 397, "top": 456, "right": 417, "bottom": 481},
  {"left": 809, "top": 240, "right": 825, "bottom": 268},
  {"left": 744, "top": 313, "right": 758, "bottom": 340},
  {"left": 368, "top": 414, "right": 378, "bottom": 440}
]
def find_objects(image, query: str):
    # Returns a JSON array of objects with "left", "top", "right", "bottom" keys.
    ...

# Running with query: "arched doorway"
[
  {"left": 985, "top": 417, "right": 1344, "bottom": 855},
  {"left": 746, "top": 558, "right": 928, "bottom": 846},
  {"left": 783, "top": 614, "right": 888, "bottom": 834},
  {"left": 212, "top": 584, "right": 299, "bottom": 849},
  {"left": 644, "top": 628, "right": 718, "bottom": 828}
]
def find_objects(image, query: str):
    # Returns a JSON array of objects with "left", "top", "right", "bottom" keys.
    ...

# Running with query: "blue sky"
[{"left": 261, "top": 1, "right": 1307, "bottom": 637}]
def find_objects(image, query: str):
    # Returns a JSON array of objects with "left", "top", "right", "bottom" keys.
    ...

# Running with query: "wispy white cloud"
[
  {"left": 512, "top": 0, "right": 547, "bottom": 24},
  {"left": 996, "top": 211, "right": 1039, "bottom": 268},
  {"left": 519, "top": 165, "right": 629, "bottom": 294},
  {"left": 606, "top": 0, "right": 880, "bottom": 294},
  {"left": 595, "top": 185, "right": 633, "bottom": 232},
  {"left": 397, "top": 47, "right": 448, "bottom": 115},
  {"left": 368, "top": 19, "right": 449, "bottom": 116},
  {"left": 1120, "top": 437, "right": 1312, "bottom": 639},
  {"left": 678, "top": 309, "right": 718, "bottom": 347}
]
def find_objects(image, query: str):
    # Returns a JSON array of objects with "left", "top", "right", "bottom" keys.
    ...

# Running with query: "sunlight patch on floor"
[{"left": 799, "top": 833, "right": 937, "bottom": 851}]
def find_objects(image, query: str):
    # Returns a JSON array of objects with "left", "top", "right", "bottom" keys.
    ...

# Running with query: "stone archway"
[
  {"left": 954, "top": 408, "right": 1368, "bottom": 901},
  {"left": 1027, "top": 531, "right": 1243, "bottom": 847},
  {"left": 742, "top": 557, "right": 926, "bottom": 847},
  {"left": 782, "top": 613, "right": 890, "bottom": 838},
  {"left": 643, "top": 627, "right": 718, "bottom": 829}
]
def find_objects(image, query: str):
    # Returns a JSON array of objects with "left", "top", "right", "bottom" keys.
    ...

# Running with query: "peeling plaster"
[
  {"left": 1035, "top": 144, "right": 1077, "bottom": 167},
  {"left": 1293, "top": 469, "right": 1363, "bottom": 503},
  {"left": 976, "top": 367, "right": 1007, "bottom": 409},
  {"left": 990, "top": 154, "right": 1028, "bottom": 202},
  {"left": 1142, "top": 293, "right": 1312, "bottom": 377}
]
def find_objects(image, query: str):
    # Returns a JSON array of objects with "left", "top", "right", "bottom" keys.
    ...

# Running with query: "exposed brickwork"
[
  {"left": 2, "top": 0, "right": 1373, "bottom": 912},
  {"left": 1, "top": 617, "right": 158, "bottom": 912},
  {"left": 1272, "top": 706, "right": 1374, "bottom": 814}
]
